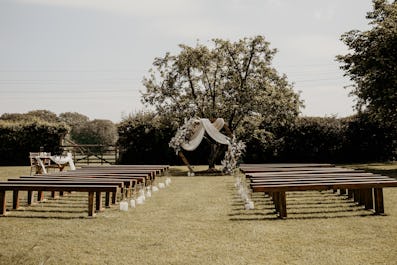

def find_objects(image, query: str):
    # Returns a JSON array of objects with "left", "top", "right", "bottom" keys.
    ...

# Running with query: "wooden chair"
[
  {"left": 29, "top": 152, "right": 59, "bottom": 175},
  {"left": 29, "top": 152, "right": 40, "bottom": 175}
]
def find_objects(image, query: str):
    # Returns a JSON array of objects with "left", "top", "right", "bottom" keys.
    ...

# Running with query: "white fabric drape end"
[{"left": 201, "top": 119, "right": 230, "bottom": 145}]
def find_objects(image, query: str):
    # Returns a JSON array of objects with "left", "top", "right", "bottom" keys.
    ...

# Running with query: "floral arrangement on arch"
[
  {"left": 169, "top": 118, "right": 245, "bottom": 174},
  {"left": 169, "top": 118, "right": 200, "bottom": 154},
  {"left": 221, "top": 136, "right": 246, "bottom": 174}
]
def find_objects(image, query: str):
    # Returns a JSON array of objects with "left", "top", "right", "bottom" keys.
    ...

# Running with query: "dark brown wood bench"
[
  {"left": 80, "top": 165, "right": 170, "bottom": 175},
  {"left": 250, "top": 181, "right": 397, "bottom": 218},
  {"left": 48, "top": 171, "right": 152, "bottom": 185},
  {"left": 247, "top": 172, "right": 373, "bottom": 178},
  {"left": 243, "top": 164, "right": 397, "bottom": 219},
  {"left": 18, "top": 175, "right": 138, "bottom": 199},
  {"left": 242, "top": 168, "right": 364, "bottom": 174},
  {"left": 0, "top": 184, "right": 119, "bottom": 217},
  {"left": 240, "top": 166, "right": 353, "bottom": 173},
  {"left": 240, "top": 163, "right": 334, "bottom": 167},
  {"left": 240, "top": 163, "right": 334, "bottom": 171},
  {"left": 7, "top": 178, "right": 126, "bottom": 204},
  {"left": 77, "top": 168, "right": 159, "bottom": 173},
  {"left": 76, "top": 165, "right": 169, "bottom": 179}
]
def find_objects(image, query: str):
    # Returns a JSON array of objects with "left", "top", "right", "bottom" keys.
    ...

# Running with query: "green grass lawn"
[{"left": 0, "top": 164, "right": 396, "bottom": 265}]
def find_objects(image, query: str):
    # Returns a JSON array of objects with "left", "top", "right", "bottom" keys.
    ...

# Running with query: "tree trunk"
[{"left": 208, "top": 143, "right": 224, "bottom": 171}]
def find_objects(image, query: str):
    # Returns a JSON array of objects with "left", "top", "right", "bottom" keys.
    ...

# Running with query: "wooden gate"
[{"left": 61, "top": 144, "right": 119, "bottom": 165}]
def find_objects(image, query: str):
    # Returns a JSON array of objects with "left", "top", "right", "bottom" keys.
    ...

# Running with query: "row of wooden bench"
[
  {"left": 240, "top": 163, "right": 397, "bottom": 219},
  {"left": 0, "top": 165, "right": 169, "bottom": 217}
]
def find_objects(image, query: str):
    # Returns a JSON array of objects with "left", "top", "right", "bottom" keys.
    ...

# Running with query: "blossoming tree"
[{"left": 142, "top": 36, "right": 302, "bottom": 169}]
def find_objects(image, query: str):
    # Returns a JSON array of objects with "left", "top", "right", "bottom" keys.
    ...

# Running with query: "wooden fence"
[{"left": 61, "top": 144, "right": 119, "bottom": 165}]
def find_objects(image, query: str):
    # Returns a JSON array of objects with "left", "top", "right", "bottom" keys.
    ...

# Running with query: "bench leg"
[
  {"left": 359, "top": 190, "right": 366, "bottom": 206},
  {"left": 353, "top": 189, "right": 360, "bottom": 204},
  {"left": 273, "top": 192, "right": 279, "bottom": 213},
  {"left": 88, "top": 192, "right": 95, "bottom": 217},
  {"left": 374, "top": 188, "right": 384, "bottom": 214},
  {"left": 112, "top": 192, "right": 117, "bottom": 205},
  {"left": 0, "top": 191, "right": 6, "bottom": 215},
  {"left": 95, "top": 192, "right": 103, "bottom": 212},
  {"left": 120, "top": 188, "right": 126, "bottom": 200},
  {"left": 127, "top": 186, "right": 132, "bottom": 198},
  {"left": 37, "top": 191, "right": 44, "bottom": 202},
  {"left": 12, "top": 190, "right": 19, "bottom": 210},
  {"left": 27, "top": 191, "right": 34, "bottom": 205},
  {"left": 105, "top": 192, "right": 111, "bottom": 208},
  {"left": 364, "top": 189, "right": 373, "bottom": 210},
  {"left": 278, "top": 192, "right": 287, "bottom": 219}
]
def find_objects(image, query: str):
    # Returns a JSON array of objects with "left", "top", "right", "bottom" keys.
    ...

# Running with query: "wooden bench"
[
  {"left": 74, "top": 165, "right": 169, "bottom": 182},
  {"left": 250, "top": 181, "right": 397, "bottom": 218},
  {"left": 18, "top": 175, "right": 138, "bottom": 199},
  {"left": 0, "top": 184, "right": 119, "bottom": 217},
  {"left": 7, "top": 178, "right": 126, "bottom": 204},
  {"left": 240, "top": 167, "right": 364, "bottom": 175},
  {"left": 242, "top": 164, "right": 397, "bottom": 219},
  {"left": 72, "top": 169, "right": 157, "bottom": 184},
  {"left": 48, "top": 171, "right": 152, "bottom": 186},
  {"left": 240, "top": 163, "right": 334, "bottom": 170},
  {"left": 80, "top": 165, "right": 170, "bottom": 175}
]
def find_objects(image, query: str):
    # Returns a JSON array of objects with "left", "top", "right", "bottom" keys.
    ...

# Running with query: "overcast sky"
[{"left": 0, "top": 0, "right": 373, "bottom": 122}]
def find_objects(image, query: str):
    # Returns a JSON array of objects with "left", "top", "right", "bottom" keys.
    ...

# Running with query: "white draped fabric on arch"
[
  {"left": 169, "top": 117, "right": 245, "bottom": 175},
  {"left": 180, "top": 118, "right": 230, "bottom": 151}
]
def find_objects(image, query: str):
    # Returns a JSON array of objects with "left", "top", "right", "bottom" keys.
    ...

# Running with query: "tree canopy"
[
  {"left": 71, "top": 119, "right": 118, "bottom": 146},
  {"left": 337, "top": 0, "right": 397, "bottom": 125},
  {"left": 1, "top": 110, "right": 59, "bottom": 123},
  {"left": 59, "top": 112, "right": 90, "bottom": 127},
  {"left": 142, "top": 36, "right": 303, "bottom": 133}
]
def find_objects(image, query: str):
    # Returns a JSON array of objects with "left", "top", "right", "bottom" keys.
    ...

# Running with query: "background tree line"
[
  {"left": 0, "top": 110, "right": 118, "bottom": 165},
  {"left": 117, "top": 111, "right": 396, "bottom": 165},
  {"left": 1, "top": 109, "right": 395, "bottom": 166}
]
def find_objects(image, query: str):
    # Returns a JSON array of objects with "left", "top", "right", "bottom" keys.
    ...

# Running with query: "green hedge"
[
  {"left": 277, "top": 117, "right": 345, "bottom": 162},
  {"left": 117, "top": 113, "right": 396, "bottom": 165},
  {"left": 117, "top": 114, "right": 177, "bottom": 165},
  {"left": 243, "top": 114, "right": 396, "bottom": 163},
  {"left": 0, "top": 120, "right": 69, "bottom": 166},
  {"left": 340, "top": 114, "right": 396, "bottom": 162}
]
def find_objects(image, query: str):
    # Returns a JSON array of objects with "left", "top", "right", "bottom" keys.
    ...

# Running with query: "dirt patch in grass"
[{"left": 0, "top": 166, "right": 396, "bottom": 265}]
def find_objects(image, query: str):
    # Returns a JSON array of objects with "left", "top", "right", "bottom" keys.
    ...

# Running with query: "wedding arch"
[{"left": 169, "top": 118, "right": 245, "bottom": 175}]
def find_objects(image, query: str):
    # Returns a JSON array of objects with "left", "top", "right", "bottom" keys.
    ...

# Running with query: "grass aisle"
[{"left": 0, "top": 166, "right": 396, "bottom": 264}]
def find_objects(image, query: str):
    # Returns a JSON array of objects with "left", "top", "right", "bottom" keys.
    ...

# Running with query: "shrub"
[
  {"left": 0, "top": 119, "right": 68, "bottom": 165},
  {"left": 117, "top": 113, "right": 177, "bottom": 165},
  {"left": 341, "top": 113, "right": 396, "bottom": 162}
]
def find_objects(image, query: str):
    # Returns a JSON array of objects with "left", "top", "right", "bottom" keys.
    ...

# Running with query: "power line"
[{"left": 294, "top": 77, "right": 347, "bottom": 83}]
